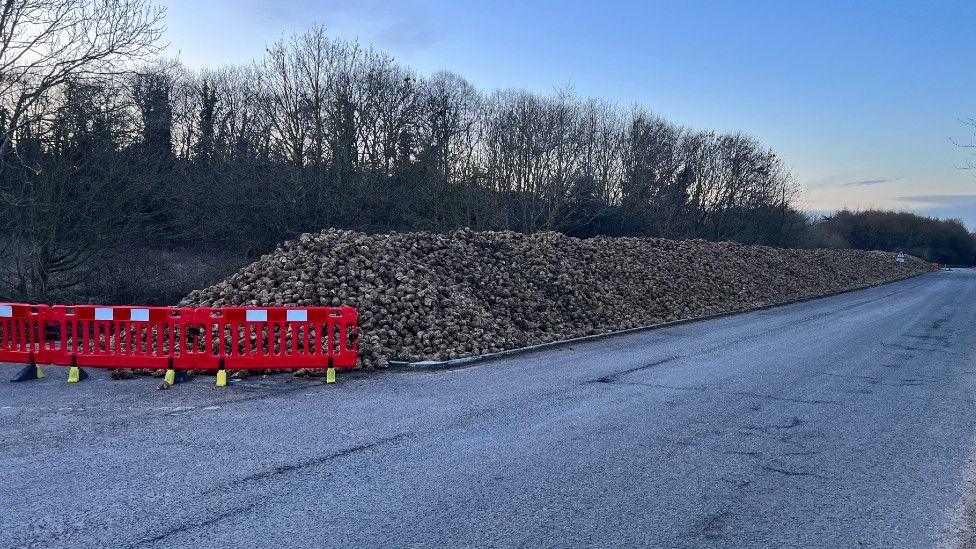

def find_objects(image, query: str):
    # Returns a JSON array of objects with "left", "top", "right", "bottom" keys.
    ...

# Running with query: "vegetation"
[
  {"left": 812, "top": 210, "right": 976, "bottom": 266},
  {"left": 0, "top": 4, "right": 970, "bottom": 304}
]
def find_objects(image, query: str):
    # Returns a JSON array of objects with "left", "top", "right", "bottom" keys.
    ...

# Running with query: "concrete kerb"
[{"left": 388, "top": 270, "right": 936, "bottom": 371}]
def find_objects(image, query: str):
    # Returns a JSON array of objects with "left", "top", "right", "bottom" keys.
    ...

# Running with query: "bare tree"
[
  {"left": 0, "top": 0, "right": 164, "bottom": 161},
  {"left": 0, "top": 0, "right": 162, "bottom": 300},
  {"left": 0, "top": 77, "right": 150, "bottom": 300}
]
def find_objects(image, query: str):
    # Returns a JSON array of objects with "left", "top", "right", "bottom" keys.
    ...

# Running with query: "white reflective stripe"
[
  {"left": 0, "top": 305, "right": 11, "bottom": 317},
  {"left": 286, "top": 310, "right": 308, "bottom": 322},
  {"left": 246, "top": 309, "right": 268, "bottom": 322},
  {"left": 94, "top": 308, "right": 114, "bottom": 320},
  {"left": 130, "top": 308, "right": 150, "bottom": 322}
]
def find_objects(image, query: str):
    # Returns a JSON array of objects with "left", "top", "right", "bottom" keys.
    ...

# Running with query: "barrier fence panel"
[
  {"left": 2, "top": 304, "right": 359, "bottom": 378},
  {"left": 49, "top": 305, "right": 201, "bottom": 370},
  {"left": 0, "top": 303, "right": 52, "bottom": 365},
  {"left": 194, "top": 306, "right": 358, "bottom": 371}
]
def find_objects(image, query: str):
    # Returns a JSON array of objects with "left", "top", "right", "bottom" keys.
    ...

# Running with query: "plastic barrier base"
[
  {"left": 67, "top": 366, "right": 89, "bottom": 383},
  {"left": 11, "top": 363, "right": 44, "bottom": 382}
]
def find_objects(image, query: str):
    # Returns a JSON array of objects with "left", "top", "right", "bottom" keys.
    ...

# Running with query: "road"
[{"left": 2, "top": 271, "right": 976, "bottom": 548}]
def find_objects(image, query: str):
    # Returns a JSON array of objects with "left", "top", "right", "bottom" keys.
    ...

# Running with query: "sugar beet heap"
[{"left": 182, "top": 229, "right": 929, "bottom": 369}]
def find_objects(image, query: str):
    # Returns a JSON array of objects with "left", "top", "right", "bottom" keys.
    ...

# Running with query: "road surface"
[{"left": 2, "top": 271, "right": 976, "bottom": 548}]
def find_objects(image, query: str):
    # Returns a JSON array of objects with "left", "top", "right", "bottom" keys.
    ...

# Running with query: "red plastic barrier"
[
  {"left": 2, "top": 304, "right": 359, "bottom": 372},
  {"left": 193, "top": 306, "right": 358, "bottom": 371},
  {"left": 49, "top": 305, "right": 200, "bottom": 370},
  {"left": 0, "top": 303, "right": 52, "bottom": 365}
]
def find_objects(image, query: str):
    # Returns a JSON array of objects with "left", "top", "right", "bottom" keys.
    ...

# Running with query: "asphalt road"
[{"left": 2, "top": 270, "right": 976, "bottom": 548}]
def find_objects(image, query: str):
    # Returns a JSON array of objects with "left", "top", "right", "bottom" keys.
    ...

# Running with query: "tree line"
[
  {"left": 813, "top": 210, "right": 975, "bottom": 266},
  {"left": 0, "top": 3, "right": 970, "bottom": 304}
]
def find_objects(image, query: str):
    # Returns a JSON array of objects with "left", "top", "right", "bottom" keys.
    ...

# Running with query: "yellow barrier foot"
[
  {"left": 164, "top": 369, "right": 176, "bottom": 385},
  {"left": 67, "top": 366, "right": 89, "bottom": 383},
  {"left": 326, "top": 367, "right": 336, "bottom": 384},
  {"left": 11, "top": 363, "right": 44, "bottom": 382},
  {"left": 215, "top": 369, "right": 227, "bottom": 387}
]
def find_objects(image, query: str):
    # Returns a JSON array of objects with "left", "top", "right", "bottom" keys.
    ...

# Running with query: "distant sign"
[{"left": 897, "top": 252, "right": 905, "bottom": 264}]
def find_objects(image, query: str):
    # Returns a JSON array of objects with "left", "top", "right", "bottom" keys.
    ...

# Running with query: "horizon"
[{"left": 160, "top": 0, "right": 976, "bottom": 230}]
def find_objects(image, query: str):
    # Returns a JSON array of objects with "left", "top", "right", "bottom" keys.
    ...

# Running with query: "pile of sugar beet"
[{"left": 180, "top": 228, "right": 929, "bottom": 369}]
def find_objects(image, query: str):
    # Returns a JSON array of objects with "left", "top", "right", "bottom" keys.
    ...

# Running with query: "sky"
[{"left": 161, "top": 0, "right": 976, "bottom": 228}]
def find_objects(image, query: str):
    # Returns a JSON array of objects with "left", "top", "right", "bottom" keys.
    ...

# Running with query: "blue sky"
[{"left": 161, "top": 0, "right": 976, "bottom": 228}]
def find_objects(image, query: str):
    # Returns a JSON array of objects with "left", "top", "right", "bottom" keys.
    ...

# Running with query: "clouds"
[
  {"left": 894, "top": 194, "right": 976, "bottom": 207},
  {"left": 808, "top": 174, "right": 904, "bottom": 189},
  {"left": 244, "top": 0, "right": 442, "bottom": 53},
  {"left": 837, "top": 176, "right": 903, "bottom": 187},
  {"left": 892, "top": 194, "right": 976, "bottom": 228}
]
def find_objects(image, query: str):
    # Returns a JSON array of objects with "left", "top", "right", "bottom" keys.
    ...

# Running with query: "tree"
[
  {"left": 0, "top": 0, "right": 164, "bottom": 162},
  {"left": 815, "top": 210, "right": 976, "bottom": 265},
  {"left": 193, "top": 77, "right": 218, "bottom": 162},
  {"left": 132, "top": 64, "right": 173, "bottom": 161},
  {"left": 0, "top": 0, "right": 163, "bottom": 301},
  {"left": 1, "top": 77, "right": 150, "bottom": 300}
]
